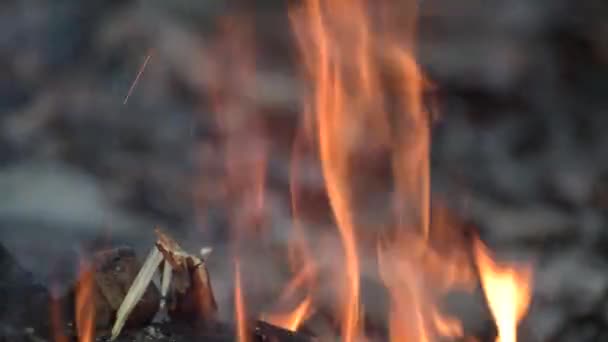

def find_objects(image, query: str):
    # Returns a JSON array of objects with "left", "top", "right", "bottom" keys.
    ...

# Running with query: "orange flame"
[
  {"left": 235, "top": 261, "right": 249, "bottom": 342},
  {"left": 474, "top": 239, "right": 533, "bottom": 342},
  {"left": 258, "top": 127, "right": 317, "bottom": 333},
  {"left": 290, "top": 0, "right": 440, "bottom": 340},
  {"left": 264, "top": 295, "right": 314, "bottom": 332},
  {"left": 291, "top": 0, "right": 380, "bottom": 338},
  {"left": 50, "top": 285, "right": 68, "bottom": 342},
  {"left": 74, "top": 260, "right": 95, "bottom": 342},
  {"left": 377, "top": 227, "right": 472, "bottom": 342},
  {"left": 197, "top": 0, "right": 536, "bottom": 340},
  {"left": 262, "top": 237, "right": 316, "bottom": 332}
]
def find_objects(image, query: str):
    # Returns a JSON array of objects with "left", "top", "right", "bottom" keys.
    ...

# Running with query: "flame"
[
  {"left": 289, "top": 0, "right": 444, "bottom": 340},
  {"left": 264, "top": 295, "right": 314, "bottom": 332},
  {"left": 74, "top": 260, "right": 95, "bottom": 342},
  {"left": 377, "top": 227, "right": 472, "bottom": 342},
  {"left": 207, "top": 15, "right": 267, "bottom": 342},
  {"left": 195, "top": 0, "right": 536, "bottom": 340},
  {"left": 473, "top": 239, "right": 533, "bottom": 342},
  {"left": 258, "top": 127, "right": 317, "bottom": 333},
  {"left": 262, "top": 236, "right": 316, "bottom": 332},
  {"left": 207, "top": 14, "right": 268, "bottom": 233},
  {"left": 235, "top": 261, "right": 249, "bottom": 342},
  {"left": 50, "top": 285, "right": 68, "bottom": 342}
]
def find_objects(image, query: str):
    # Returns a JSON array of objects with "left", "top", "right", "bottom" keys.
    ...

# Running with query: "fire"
[
  {"left": 199, "top": 0, "right": 536, "bottom": 340},
  {"left": 50, "top": 285, "right": 68, "bottom": 342},
  {"left": 473, "top": 239, "right": 533, "bottom": 342},
  {"left": 263, "top": 295, "right": 314, "bottom": 332},
  {"left": 290, "top": 0, "right": 445, "bottom": 340},
  {"left": 259, "top": 129, "right": 319, "bottom": 333},
  {"left": 74, "top": 260, "right": 95, "bottom": 342},
  {"left": 206, "top": 15, "right": 267, "bottom": 342},
  {"left": 235, "top": 261, "right": 249, "bottom": 342},
  {"left": 259, "top": 230, "right": 316, "bottom": 333}
]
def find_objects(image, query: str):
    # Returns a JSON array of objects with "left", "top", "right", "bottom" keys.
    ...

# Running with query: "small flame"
[
  {"left": 74, "top": 260, "right": 95, "bottom": 342},
  {"left": 377, "top": 227, "right": 471, "bottom": 342},
  {"left": 473, "top": 239, "right": 533, "bottom": 342},
  {"left": 50, "top": 285, "right": 68, "bottom": 342},
  {"left": 262, "top": 244, "right": 316, "bottom": 331},
  {"left": 264, "top": 295, "right": 314, "bottom": 332},
  {"left": 235, "top": 261, "right": 249, "bottom": 342}
]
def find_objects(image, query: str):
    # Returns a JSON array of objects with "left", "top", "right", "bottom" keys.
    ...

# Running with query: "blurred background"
[{"left": 1, "top": 0, "right": 607, "bottom": 340}]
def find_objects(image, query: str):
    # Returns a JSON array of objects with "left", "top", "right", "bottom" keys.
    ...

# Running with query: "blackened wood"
[
  {"left": 154, "top": 229, "right": 218, "bottom": 325},
  {"left": 253, "top": 320, "right": 316, "bottom": 342}
]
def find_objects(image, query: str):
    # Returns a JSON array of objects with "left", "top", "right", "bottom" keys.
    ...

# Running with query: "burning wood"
[
  {"left": 253, "top": 320, "right": 316, "bottom": 342},
  {"left": 109, "top": 229, "right": 217, "bottom": 340},
  {"left": 154, "top": 229, "right": 218, "bottom": 325}
]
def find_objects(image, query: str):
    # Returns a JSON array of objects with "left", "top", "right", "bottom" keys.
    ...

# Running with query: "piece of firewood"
[
  {"left": 111, "top": 229, "right": 217, "bottom": 340},
  {"left": 154, "top": 229, "right": 218, "bottom": 324},
  {"left": 253, "top": 320, "right": 316, "bottom": 342}
]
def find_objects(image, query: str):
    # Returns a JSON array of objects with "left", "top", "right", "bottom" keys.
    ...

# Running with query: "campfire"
[{"left": 1, "top": 0, "right": 537, "bottom": 341}]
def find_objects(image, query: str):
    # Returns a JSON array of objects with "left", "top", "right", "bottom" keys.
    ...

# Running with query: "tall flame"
[
  {"left": 474, "top": 239, "right": 533, "bottom": 342},
  {"left": 291, "top": 0, "right": 372, "bottom": 339},
  {"left": 290, "top": 0, "right": 437, "bottom": 340},
  {"left": 197, "top": 0, "right": 537, "bottom": 340}
]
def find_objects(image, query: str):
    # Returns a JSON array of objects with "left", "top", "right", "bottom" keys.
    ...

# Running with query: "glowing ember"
[
  {"left": 474, "top": 239, "right": 533, "bottom": 342},
  {"left": 75, "top": 260, "right": 95, "bottom": 342}
]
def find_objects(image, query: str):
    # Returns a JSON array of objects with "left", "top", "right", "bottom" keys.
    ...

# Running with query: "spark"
[{"left": 124, "top": 51, "right": 153, "bottom": 104}]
